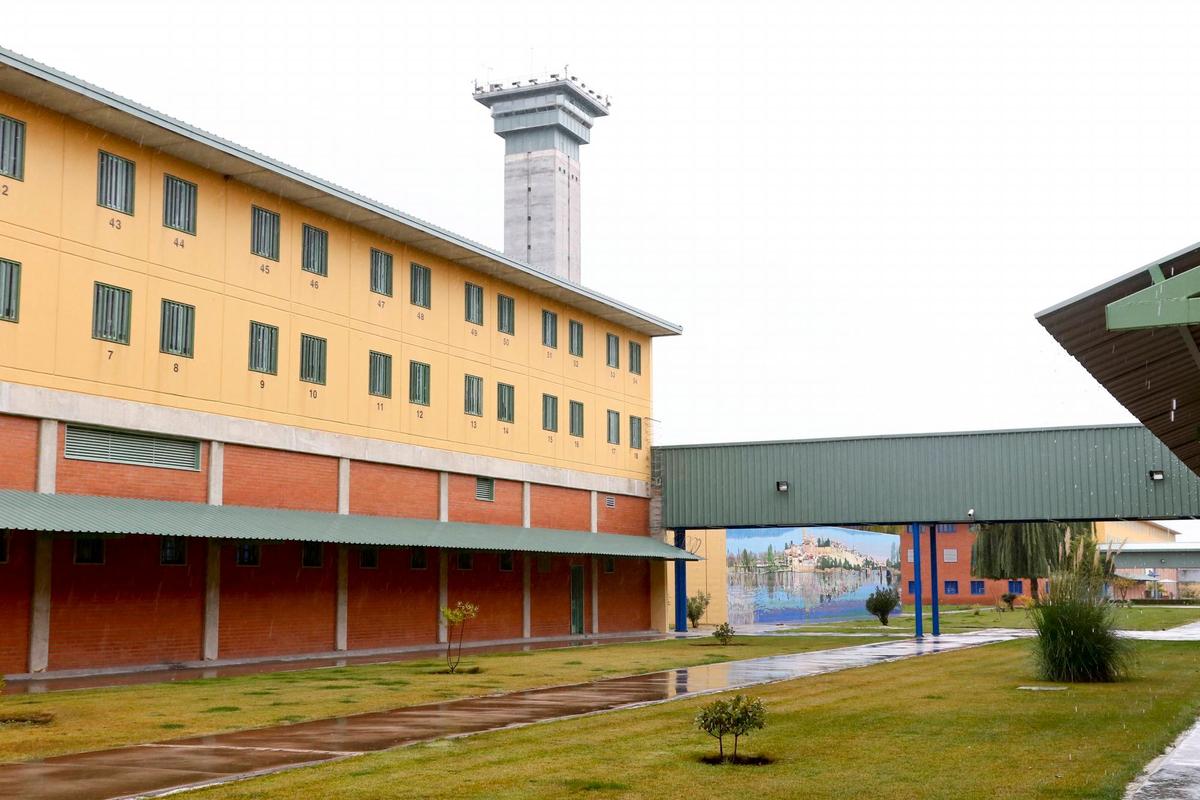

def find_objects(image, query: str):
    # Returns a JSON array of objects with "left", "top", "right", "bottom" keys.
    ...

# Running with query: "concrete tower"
[{"left": 475, "top": 75, "right": 610, "bottom": 284}]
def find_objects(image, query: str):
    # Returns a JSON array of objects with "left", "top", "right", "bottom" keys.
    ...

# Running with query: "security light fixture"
[
  {"left": 967, "top": 508, "right": 976, "bottom": 521},
  {"left": 776, "top": 480, "right": 789, "bottom": 493},
  {"left": 1149, "top": 469, "right": 1165, "bottom": 482}
]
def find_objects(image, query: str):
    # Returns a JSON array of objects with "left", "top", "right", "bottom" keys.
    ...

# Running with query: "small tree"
[
  {"left": 865, "top": 586, "right": 899, "bottom": 625},
  {"left": 695, "top": 694, "right": 766, "bottom": 762},
  {"left": 686, "top": 591, "right": 711, "bottom": 628},
  {"left": 440, "top": 601, "right": 479, "bottom": 674},
  {"left": 713, "top": 622, "right": 735, "bottom": 645},
  {"left": 1109, "top": 575, "right": 1139, "bottom": 602}
]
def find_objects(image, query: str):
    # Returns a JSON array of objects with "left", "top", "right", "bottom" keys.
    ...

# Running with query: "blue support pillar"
[
  {"left": 673, "top": 529, "right": 688, "bottom": 633},
  {"left": 910, "top": 523, "right": 923, "bottom": 639},
  {"left": 928, "top": 524, "right": 940, "bottom": 637}
]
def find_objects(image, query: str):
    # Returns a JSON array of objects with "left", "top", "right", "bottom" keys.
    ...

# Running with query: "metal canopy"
[
  {"left": 1037, "top": 241, "right": 1200, "bottom": 476},
  {"left": 654, "top": 425, "right": 1200, "bottom": 529},
  {"left": 0, "top": 490, "right": 696, "bottom": 560},
  {"left": 0, "top": 47, "right": 681, "bottom": 339},
  {"left": 1100, "top": 543, "right": 1200, "bottom": 569}
]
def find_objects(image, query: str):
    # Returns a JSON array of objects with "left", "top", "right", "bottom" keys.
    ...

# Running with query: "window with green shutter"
[
  {"left": 498, "top": 294, "right": 515, "bottom": 335},
  {"left": 0, "top": 258, "right": 19, "bottom": 323},
  {"left": 370, "top": 248, "right": 393, "bottom": 296},
  {"left": 464, "top": 374, "right": 483, "bottom": 416},
  {"left": 92, "top": 282, "right": 132, "bottom": 345},
  {"left": 410, "top": 263, "right": 431, "bottom": 308},
  {"left": 629, "top": 341, "right": 642, "bottom": 375},
  {"left": 497, "top": 382, "right": 515, "bottom": 423},
  {"left": 606, "top": 333, "right": 620, "bottom": 369},
  {"left": 162, "top": 175, "right": 197, "bottom": 235},
  {"left": 159, "top": 299, "right": 195, "bottom": 358},
  {"left": 607, "top": 409, "right": 620, "bottom": 445},
  {"left": 0, "top": 114, "right": 25, "bottom": 181},
  {"left": 301, "top": 224, "right": 328, "bottom": 276},
  {"left": 299, "top": 334, "right": 327, "bottom": 385},
  {"left": 409, "top": 360, "right": 430, "bottom": 405},
  {"left": 542, "top": 394, "right": 558, "bottom": 432},
  {"left": 542, "top": 310, "right": 558, "bottom": 348},
  {"left": 630, "top": 415, "right": 643, "bottom": 449},
  {"left": 464, "top": 282, "right": 483, "bottom": 325},
  {"left": 369, "top": 351, "right": 392, "bottom": 398},
  {"left": 251, "top": 206, "right": 281, "bottom": 261},
  {"left": 569, "top": 320, "right": 584, "bottom": 356},
  {"left": 248, "top": 321, "right": 279, "bottom": 374},
  {"left": 97, "top": 151, "right": 135, "bottom": 215},
  {"left": 569, "top": 400, "right": 584, "bottom": 437}
]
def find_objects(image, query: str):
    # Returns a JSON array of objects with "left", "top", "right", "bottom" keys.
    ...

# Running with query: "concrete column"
[
  {"left": 438, "top": 472, "right": 449, "bottom": 522},
  {"left": 337, "top": 458, "right": 350, "bottom": 515},
  {"left": 27, "top": 533, "right": 52, "bottom": 672},
  {"left": 591, "top": 557, "right": 599, "bottom": 634},
  {"left": 36, "top": 419, "right": 57, "bottom": 494},
  {"left": 207, "top": 442, "right": 224, "bottom": 506},
  {"left": 336, "top": 545, "right": 348, "bottom": 652},
  {"left": 522, "top": 482, "right": 531, "bottom": 528},
  {"left": 203, "top": 540, "right": 220, "bottom": 660},
  {"left": 522, "top": 554, "right": 532, "bottom": 638},
  {"left": 589, "top": 490, "right": 598, "bottom": 533},
  {"left": 437, "top": 550, "right": 449, "bottom": 643}
]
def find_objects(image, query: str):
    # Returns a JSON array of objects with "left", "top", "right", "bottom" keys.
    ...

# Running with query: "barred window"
[
  {"left": 369, "top": 350, "right": 392, "bottom": 398},
  {"left": 236, "top": 542, "right": 260, "bottom": 566},
  {"left": 464, "top": 282, "right": 483, "bottom": 325},
  {"left": 299, "top": 334, "right": 327, "bottom": 385},
  {"left": 248, "top": 321, "right": 279, "bottom": 374},
  {"left": 0, "top": 114, "right": 24, "bottom": 181},
  {"left": 497, "top": 382, "right": 515, "bottom": 423},
  {"left": 359, "top": 548, "right": 379, "bottom": 569},
  {"left": 301, "top": 542, "right": 323, "bottom": 568},
  {"left": 301, "top": 224, "right": 328, "bottom": 276},
  {"left": 569, "top": 400, "right": 584, "bottom": 437},
  {"left": 409, "top": 360, "right": 430, "bottom": 405},
  {"left": 464, "top": 374, "right": 483, "bottom": 416},
  {"left": 607, "top": 410, "right": 620, "bottom": 445},
  {"left": 92, "top": 282, "right": 132, "bottom": 345},
  {"left": 569, "top": 320, "right": 584, "bottom": 357},
  {"left": 630, "top": 415, "right": 643, "bottom": 449},
  {"left": 604, "top": 556, "right": 616, "bottom": 574},
  {"left": 75, "top": 537, "right": 105, "bottom": 565},
  {"left": 499, "top": 551, "right": 514, "bottom": 572},
  {"left": 629, "top": 341, "right": 642, "bottom": 375},
  {"left": 370, "top": 248, "right": 393, "bottom": 296},
  {"left": 606, "top": 333, "right": 620, "bottom": 369},
  {"left": 160, "top": 537, "right": 187, "bottom": 566},
  {"left": 97, "top": 151, "right": 135, "bottom": 214},
  {"left": 162, "top": 174, "right": 197, "bottom": 235},
  {"left": 542, "top": 310, "right": 558, "bottom": 348},
  {"left": 542, "top": 394, "right": 558, "bottom": 432},
  {"left": 0, "top": 258, "right": 19, "bottom": 322},
  {"left": 457, "top": 551, "right": 474, "bottom": 570},
  {"left": 251, "top": 206, "right": 281, "bottom": 261},
  {"left": 159, "top": 299, "right": 195, "bottom": 358},
  {"left": 410, "top": 547, "right": 428, "bottom": 570},
  {"left": 410, "top": 263, "right": 431, "bottom": 308},
  {"left": 498, "top": 294, "right": 515, "bottom": 335}
]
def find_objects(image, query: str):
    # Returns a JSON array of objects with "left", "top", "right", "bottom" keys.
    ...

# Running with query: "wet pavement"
[
  {"left": 0, "top": 630, "right": 1019, "bottom": 800},
  {"left": 1126, "top": 716, "right": 1200, "bottom": 799}
]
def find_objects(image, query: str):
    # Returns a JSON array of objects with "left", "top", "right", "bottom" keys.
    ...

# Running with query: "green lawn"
[
  {"left": 187, "top": 639, "right": 1200, "bottom": 800},
  {"left": 0, "top": 635, "right": 878, "bottom": 763},
  {"left": 783, "top": 604, "right": 1200, "bottom": 634}
]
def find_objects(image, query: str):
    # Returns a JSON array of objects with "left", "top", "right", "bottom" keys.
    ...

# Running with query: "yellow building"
[{"left": 665, "top": 529, "right": 729, "bottom": 627}]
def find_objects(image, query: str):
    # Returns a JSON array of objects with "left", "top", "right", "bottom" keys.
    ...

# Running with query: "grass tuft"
[
  {"left": 200, "top": 706, "right": 240, "bottom": 714},
  {"left": 563, "top": 778, "right": 633, "bottom": 791}
]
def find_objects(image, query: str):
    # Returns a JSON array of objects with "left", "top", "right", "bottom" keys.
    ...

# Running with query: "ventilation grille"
[
  {"left": 605, "top": 495, "right": 616, "bottom": 509},
  {"left": 65, "top": 426, "right": 201, "bottom": 472},
  {"left": 475, "top": 477, "right": 495, "bottom": 501}
]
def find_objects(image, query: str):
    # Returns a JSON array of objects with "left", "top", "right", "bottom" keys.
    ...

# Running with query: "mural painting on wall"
[{"left": 728, "top": 527, "right": 901, "bottom": 625}]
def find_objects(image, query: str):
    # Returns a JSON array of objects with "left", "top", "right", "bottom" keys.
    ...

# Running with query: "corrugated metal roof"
[
  {"left": 654, "top": 425, "right": 1200, "bottom": 529},
  {"left": 1037, "top": 242, "right": 1200, "bottom": 476},
  {"left": 0, "top": 47, "right": 681, "bottom": 339},
  {"left": 0, "top": 490, "right": 696, "bottom": 560}
]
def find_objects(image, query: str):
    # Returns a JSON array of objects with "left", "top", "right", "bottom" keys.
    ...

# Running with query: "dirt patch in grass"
[
  {"left": 201, "top": 706, "right": 240, "bottom": 714},
  {"left": 427, "top": 666, "right": 483, "bottom": 675},
  {"left": 0, "top": 711, "right": 54, "bottom": 726},
  {"left": 697, "top": 754, "right": 774, "bottom": 766}
]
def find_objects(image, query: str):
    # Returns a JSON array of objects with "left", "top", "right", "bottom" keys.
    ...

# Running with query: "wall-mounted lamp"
[
  {"left": 1148, "top": 470, "right": 1165, "bottom": 482},
  {"left": 776, "top": 481, "right": 789, "bottom": 493},
  {"left": 967, "top": 508, "right": 976, "bottom": 521}
]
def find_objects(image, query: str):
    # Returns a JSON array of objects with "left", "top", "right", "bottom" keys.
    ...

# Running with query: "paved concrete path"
[
  {"left": 0, "top": 630, "right": 1020, "bottom": 800},
  {"left": 1126, "top": 716, "right": 1200, "bottom": 799}
]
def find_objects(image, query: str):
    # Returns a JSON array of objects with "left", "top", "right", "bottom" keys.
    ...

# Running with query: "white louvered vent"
[
  {"left": 64, "top": 426, "right": 201, "bottom": 471},
  {"left": 605, "top": 496, "right": 616, "bottom": 509},
  {"left": 475, "top": 477, "right": 495, "bottom": 501}
]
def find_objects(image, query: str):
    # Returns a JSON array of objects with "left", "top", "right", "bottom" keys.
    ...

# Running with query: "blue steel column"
[
  {"left": 929, "top": 524, "right": 940, "bottom": 636},
  {"left": 673, "top": 529, "right": 688, "bottom": 632},
  {"left": 910, "top": 523, "right": 923, "bottom": 639}
]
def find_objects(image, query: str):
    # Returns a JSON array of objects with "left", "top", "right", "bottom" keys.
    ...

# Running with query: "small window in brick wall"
[
  {"left": 410, "top": 548, "right": 428, "bottom": 570},
  {"left": 236, "top": 542, "right": 260, "bottom": 567},
  {"left": 604, "top": 496, "right": 616, "bottom": 509},
  {"left": 499, "top": 551, "right": 514, "bottom": 572},
  {"left": 301, "top": 542, "right": 323, "bottom": 568},
  {"left": 75, "top": 537, "right": 105, "bottom": 565},
  {"left": 475, "top": 477, "right": 495, "bottom": 502},
  {"left": 0, "top": 530, "right": 9, "bottom": 564},
  {"left": 537, "top": 554, "right": 552, "bottom": 574},
  {"left": 160, "top": 537, "right": 187, "bottom": 566},
  {"left": 603, "top": 556, "right": 616, "bottom": 574},
  {"left": 359, "top": 548, "right": 378, "bottom": 569},
  {"left": 457, "top": 551, "right": 473, "bottom": 570}
]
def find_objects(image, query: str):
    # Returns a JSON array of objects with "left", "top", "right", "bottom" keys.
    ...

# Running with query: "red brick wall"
[
  {"left": 57, "top": 428, "right": 209, "bottom": 502},
  {"left": 530, "top": 485, "right": 590, "bottom": 531},
  {"left": 900, "top": 526, "right": 1047, "bottom": 606},
  {"left": 349, "top": 462, "right": 439, "bottom": 519},
  {"left": 599, "top": 557, "right": 652, "bottom": 633},
  {"left": 448, "top": 550, "right": 523, "bottom": 642},
  {"left": 597, "top": 495, "right": 649, "bottom": 536},
  {"left": 347, "top": 547, "right": 439, "bottom": 650},
  {"left": 47, "top": 535, "right": 206, "bottom": 670},
  {"left": 0, "top": 415, "right": 37, "bottom": 491},
  {"left": 223, "top": 445, "right": 338, "bottom": 512},
  {"left": 448, "top": 474, "right": 522, "bottom": 525},
  {"left": 530, "top": 555, "right": 590, "bottom": 638},
  {"left": 0, "top": 532, "right": 34, "bottom": 673},
  {"left": 218, "top": 541, "right": 336, "bottom": 658}
]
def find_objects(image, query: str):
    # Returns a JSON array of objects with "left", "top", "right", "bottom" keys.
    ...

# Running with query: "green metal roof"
[
  {"left": 0, "top": 491, "right": 696, "bottom": 560},
  {"left": 654, "top": 424, "right": 1200, "bottom": 529}
]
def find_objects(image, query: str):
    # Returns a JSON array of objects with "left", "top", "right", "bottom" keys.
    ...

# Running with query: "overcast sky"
[{"left": 9, "top": 3, "right": 1200, "bottom": 534}]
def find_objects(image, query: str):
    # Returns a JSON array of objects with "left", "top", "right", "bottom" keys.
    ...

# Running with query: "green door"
[{"left": 570, "top": 565, "right": 585, "bottom": 635}]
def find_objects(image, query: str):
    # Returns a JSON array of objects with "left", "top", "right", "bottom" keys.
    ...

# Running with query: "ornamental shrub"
[
  {"left": 865, "top": 587, "right": 899, "bottom": 625},
  {"left": 713, "top": 622, "right": 735, "bottom": 645},
  {"left": 686, "top": 592, "right": 711, "bottom": 628}
]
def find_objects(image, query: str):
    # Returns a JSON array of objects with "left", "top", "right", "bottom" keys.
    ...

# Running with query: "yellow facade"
[
  {"left": 0, "top": 91, "right": 653, "bottom": 481},
  {"left": 665, "top": 529, "right": 729, "bottom": 627}
]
